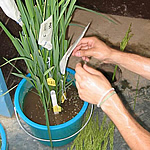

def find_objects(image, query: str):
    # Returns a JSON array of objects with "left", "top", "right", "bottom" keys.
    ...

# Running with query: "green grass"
[{"left": 69, "top": 109, "right": 115, "bottom": 150}]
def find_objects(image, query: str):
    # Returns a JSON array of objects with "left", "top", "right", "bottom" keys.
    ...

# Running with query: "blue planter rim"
[
  {"left": 0, "top": 123, "right": 7, "bottom": 150},
  {"left": 14, "top": 68, "right": 88, "bottom": 131}
]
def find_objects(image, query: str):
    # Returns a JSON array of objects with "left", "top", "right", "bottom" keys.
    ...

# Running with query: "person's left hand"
[{"left": 75, "top": 63, "right": 112, "bottom": 105}]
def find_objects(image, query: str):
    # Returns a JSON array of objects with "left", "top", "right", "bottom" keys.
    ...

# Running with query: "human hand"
[
  {"left": 72, "top": 37, "right": 112, "bottom": 63},
  {"left": 75, "top": 63, "right": 112, "bottom": 105}
]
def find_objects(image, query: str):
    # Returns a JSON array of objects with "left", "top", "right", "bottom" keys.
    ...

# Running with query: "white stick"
[{"left": 50, "top": 90, "right": 61, "bottom": 114}]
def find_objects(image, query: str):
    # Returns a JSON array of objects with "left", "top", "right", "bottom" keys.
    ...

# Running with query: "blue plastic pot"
[
  {"left": 14, "top": 68, "right": 88, "bottom": 147},
  {"left": 0, "top": 124, "right": 7, "bottom": 150}
]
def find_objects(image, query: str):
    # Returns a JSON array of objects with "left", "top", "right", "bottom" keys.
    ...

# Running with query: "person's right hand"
[
  {"left": 75, "top": 63, "right": 112, "bottom": 105},
  {"left": 72, "top": 37, "right": 112, "bottom": 63}
]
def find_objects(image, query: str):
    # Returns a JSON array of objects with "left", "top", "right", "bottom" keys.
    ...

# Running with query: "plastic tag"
[
  {"left": 47, "top": 78, "right": 56, "bottom": 86},
  {"left": 38, "top": 15, "right": 53, "bottom": 50},
  {"left": 0, "top": 0, "right": 23, "bottom": 26},
  {"left": 61, "top": 92, "right": 66, "bottom": 103},
  {"left": 38, "top": 50, "right": 42, "bottom": 55},
  {"left": 30, "top": 54, "right": 33, "bottom": 60},
  {"left": 60, "top": 23, "right": 90, "bottom": 75},
  {"left": 53, "top": 105, "right": 62, "bottom": 114},
  {"left": 50, "top": 90, "right": 61, "bottom": 114}
]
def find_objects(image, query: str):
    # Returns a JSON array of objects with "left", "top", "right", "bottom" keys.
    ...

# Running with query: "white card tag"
[
  {"left": 60, "top": 23, "right": 90, "bottom": 75},
  {"left": 38, "top": 15, "right": 53, "bottom": 50}
]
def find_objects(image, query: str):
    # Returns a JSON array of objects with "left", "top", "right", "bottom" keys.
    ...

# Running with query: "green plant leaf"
[
  {"left": 75, "top": 5, "right": 117, "bottom": 24},
  {"left": 120, "top": 23, "right": 133, "bottom": 51},
  {"left": 0, "top": 84, "right": 18, "bottom": 97},
  {"left": 16, "top": 0, "right": 30, "bottom": 30},
  {"left": 0, "top": 22, "right": 14, "bottom": 41},
  {"left": 11, "top": 73, "right": 34, "bottom": 85},
  {"left": 57, "top": 0, "right": 71, "bottom": 24},
  {"left": 0, "top": 57, "right": 32, "bottom": 68},
  {"left": 44, "top": 66, "right": 55, "bottom": 76},
  {"left": 2, "top": 58, "right": 22, "bottom": 74},
  {"left": 25, "top": 0, "right": 35, "bottom": 19}
]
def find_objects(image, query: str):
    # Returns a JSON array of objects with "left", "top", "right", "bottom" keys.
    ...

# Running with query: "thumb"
[
  {"left": 74, "top": 48, "right": 94, "bottom": 57},
  {"left": 83, "top": 64, "right": 103, "bottom": 76}
]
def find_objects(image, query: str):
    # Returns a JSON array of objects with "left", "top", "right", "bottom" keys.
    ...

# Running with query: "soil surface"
[
  {"left": 23, "top": 85, "right": 84, "bottom": 126},
  {"left": 77, "top": 0, "right": 150, "bottom": 19}
]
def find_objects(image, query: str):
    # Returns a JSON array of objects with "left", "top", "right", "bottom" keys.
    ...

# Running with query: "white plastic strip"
[
  {"left": 0, "top": 0, "right": 22, "bottom": 26},
  {"left": 59, "top": 23, "right": 90, "bottom": 75},
  {"left": 14, "top": 104, "right": 93, "bottom": 142}
]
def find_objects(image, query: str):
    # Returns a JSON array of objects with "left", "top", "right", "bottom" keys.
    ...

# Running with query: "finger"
[
  {"left": 82, "top": 56, "right": 86, "bottom": 61},
  {"left": 78, "top": 37, "right": 94, "bottom": 46},
  {"left": 74, "top": 48, "right": 94, "bottom": 57},
  {"left": 72, "top": 46, "right": 81, "bottom": 56},
  {"left": 80, "top": 45, "right": 89, "bottom": 50},
  {"left": 75, "top": 63, "right": 89, "bottom": 77},
  {"left": 75, "top": 62, "right": 82, "bottom": 68},
  {"left": 72, "top": 45, "right": 89, "bottom": 56},
  {"left": 77, "top": 43, "right": 89, "bottom": 49},
  {"left": 75, "top": 81, "right": 80, "bottom": 90},
  {"left": 72, "top": 37, "right": 94, "bottom": 56},
  {"left": 72, "top": 39, "right": 89, "bottom": 56},
  {"left": 83, "top": 64, "right": 103, "bottom": 76},
  {"left": 75, "top": 38, "right": 90, "bottom": 46},
  {"left": 85, "top": 57, "right": 90, "bottom": 62},
  {"left": 75, "top": 73, "right": 82, "bottom": 82},
  {"left": 82, "top": 57, "right": 90, "bottom": 62},
  {"left": 75, "top": 63, "right": 82, "bottom": 74},
  {"left": 82, "top": 56, "right": 90, "bottom": 62}
]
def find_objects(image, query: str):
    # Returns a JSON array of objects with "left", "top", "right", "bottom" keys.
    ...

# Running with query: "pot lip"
[
  {"left": 14, "top": 68, "right": 88, "bottom": 131},
  {"left": 0, "top": 123, "right": 7, "bottom": 149}
]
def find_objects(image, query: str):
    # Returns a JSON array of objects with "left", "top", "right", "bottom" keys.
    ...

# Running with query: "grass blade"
[
  {"left": 0, "top": 57, "right": 32, "bottom": 68},
  {"left": 0, "top": 84, "right": 18, "bottom": 97},
  {"left": 75, "top": 5, "right": 117, "bottom": 24},
  {"left": 112, "top": 24, "right": 133, "bottom": 81}
]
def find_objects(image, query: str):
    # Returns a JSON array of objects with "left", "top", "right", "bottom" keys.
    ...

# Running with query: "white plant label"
[
  {"left": 60, "top": 23, "right": 90, "bottom": 75},
  {"left": 0, "top": 0, "right": 23, "bottom": 26},
  {"left": 50, "top": 90, "right": 61, "bottom": 114},
  {"left": 51, "top": 90, "right": 58, "bottom": 106},
  {"left": 38, "top": 15, "right": 53, "bottom": 50}
]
